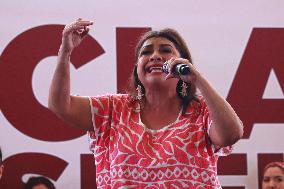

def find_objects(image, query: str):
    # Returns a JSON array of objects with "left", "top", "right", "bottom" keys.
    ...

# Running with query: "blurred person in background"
[
  {"left": 24, "top": 176, "right": 56, "bottom": 189},
  {"left": 262, "top": 161, "right": 284, "bottom": 189}
]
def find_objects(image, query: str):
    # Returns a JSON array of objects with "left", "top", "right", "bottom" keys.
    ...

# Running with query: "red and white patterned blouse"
[{"left": 88, "top": 94, "right": 232, "bottom": 189}]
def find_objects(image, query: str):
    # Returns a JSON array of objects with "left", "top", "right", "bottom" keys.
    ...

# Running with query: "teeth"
[
  {"left": 151, "top": 69, "right": 162, "bottom": 73},
  {"left": 149, "top": 67, "right": 162, "bottom": 73}
]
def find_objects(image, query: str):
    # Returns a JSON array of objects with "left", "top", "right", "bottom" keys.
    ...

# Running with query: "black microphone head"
[
  {"left": 162, "top": 61, "right": 190, "bottom": 75},
  {"left": 176, "top": 64, "right": 190, "bottom": 75}
]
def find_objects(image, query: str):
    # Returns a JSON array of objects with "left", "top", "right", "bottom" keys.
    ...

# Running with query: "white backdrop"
[{"left": 0, "top": 0, "right": 284, "bottom": 188}]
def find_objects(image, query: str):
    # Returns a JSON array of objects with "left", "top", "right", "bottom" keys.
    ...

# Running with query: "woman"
[
  {"left": 262, "top": 162, "right": 284, "bottom": 189},
  {"left": 48, "top": 18, "right": 244, "bottom": 188}
]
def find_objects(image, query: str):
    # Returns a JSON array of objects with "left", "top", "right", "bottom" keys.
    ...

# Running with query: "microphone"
[{"left": 162, "top": 61, "right": 190, "bottom": 75}]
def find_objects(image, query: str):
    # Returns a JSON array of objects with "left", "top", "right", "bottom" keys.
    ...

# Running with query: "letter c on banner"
[
  {"left": 0, "top": 153, "right": 68, "bottom": 188},
  {"left": 0, "top": 25, "right": 105, "bottom": 141}
]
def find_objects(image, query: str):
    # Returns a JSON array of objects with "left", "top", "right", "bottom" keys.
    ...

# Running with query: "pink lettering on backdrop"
[
  {"left": 0, "top": 25, "right": 105, "bottom": 141},
  {"left": 219, "top": 28, "right": 284, "bottom": 189},
  {"left": 80, "top": 154, "right": 97, "bottom": 189},
  {"left": 0, "top": 153, "right": 68, "bottom": 188},
  {"left": 116, "top": 27, "right": 151, "bottom": 93},
  {"left": 227, "top": 28, "right": 284, "bottom": 139}
]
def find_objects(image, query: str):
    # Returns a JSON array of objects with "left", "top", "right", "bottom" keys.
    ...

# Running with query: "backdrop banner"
[{"left": 0, "top": 1, "right": 283, "bottom": 188}]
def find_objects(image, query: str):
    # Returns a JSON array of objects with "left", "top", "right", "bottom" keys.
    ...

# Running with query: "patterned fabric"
[{"left": 88, "top": 94, "right": 232, "bottom": 189}]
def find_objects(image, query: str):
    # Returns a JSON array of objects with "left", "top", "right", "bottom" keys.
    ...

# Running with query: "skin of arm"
[
  {"left": 166, "top": 57, "right": 244, "bottom": 147},
  {"left": 195, "top": 74, "right": 243, "bottom": 147},
  {"left": 48, "top": 19, "right": 94, "bottom": 131}
]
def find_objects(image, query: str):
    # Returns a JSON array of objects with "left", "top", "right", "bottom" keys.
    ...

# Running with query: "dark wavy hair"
[
  {"left": 127, "top": 28, "right": 198, "bottom": 113},
  {"left": 24, "top": 176, "right": 56, "bottom": 189}
]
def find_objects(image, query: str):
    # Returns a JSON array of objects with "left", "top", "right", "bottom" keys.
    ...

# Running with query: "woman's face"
[
  {"left": 262, "top": 166, "right": 284, "bottom": 189},
  {"left": 137, "top": 37, "right": 180, "bottom": 89}
]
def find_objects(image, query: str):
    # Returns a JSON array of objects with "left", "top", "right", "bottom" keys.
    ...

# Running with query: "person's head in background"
[
  {"left": 262, "top": 161, "right": 284, "bottom": 189},
  {"left": 24, "top": 176, "right": 56, "bottom": 189},
  {"left": 0, "top": 147, "right": 4, "bottom": 179}
]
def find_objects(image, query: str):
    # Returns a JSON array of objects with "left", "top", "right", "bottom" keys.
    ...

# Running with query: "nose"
[
  {"left": 268, "top": 180, "right": 276, "bottom": 188},
  {"left": 149, "top": 51, "right": 162, "bottom": 62}
]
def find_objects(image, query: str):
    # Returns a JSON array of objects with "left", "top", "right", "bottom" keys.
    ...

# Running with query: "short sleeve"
[{"left": 87, "top": 94, "right": 113, "bottom": 154}]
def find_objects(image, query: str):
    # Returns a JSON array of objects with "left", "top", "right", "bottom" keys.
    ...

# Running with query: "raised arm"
[
  {"left": 167, "top": 58, "right": 244, "bottom": 147},
  {"left": 194, "top": 74, "right": 243, "bottom": 147},
  {"left": 48, "top": 18, "right": 94, "bottom": 131}
]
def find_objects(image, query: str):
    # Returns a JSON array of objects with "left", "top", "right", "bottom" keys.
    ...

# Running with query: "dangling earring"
[
  {"left": 136, "top": 85, "right": 144, "bottom": 100},
  {"left": 180, "top": 81, "right": 188, "bottom": 97}
]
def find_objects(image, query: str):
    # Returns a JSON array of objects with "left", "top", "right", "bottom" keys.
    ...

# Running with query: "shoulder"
[
  {"left": 89, "top": 93, "right": 135, "bottom": 108},
  {"left": 89, "top": 93, "right": 130, "bottom": 101}
]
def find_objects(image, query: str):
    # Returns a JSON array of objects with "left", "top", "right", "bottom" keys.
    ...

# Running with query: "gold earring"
[{"left": 136, "top": 85, "right": 144, "bottom": 100}]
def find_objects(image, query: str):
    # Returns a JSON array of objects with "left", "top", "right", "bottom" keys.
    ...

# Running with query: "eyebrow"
[
  {"left": 264, "top": 176, "right": 284, "bottom": 179},
  {"left": 141, "top": 43, "right": 173, "bottom": 49},
  {"left": 139, "top": 44, "right": 174, "bottom": 55}
]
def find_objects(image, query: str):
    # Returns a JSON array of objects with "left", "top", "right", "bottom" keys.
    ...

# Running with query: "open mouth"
[{"left": 146, "top": 66, "right": 163, "bottom": 73}]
